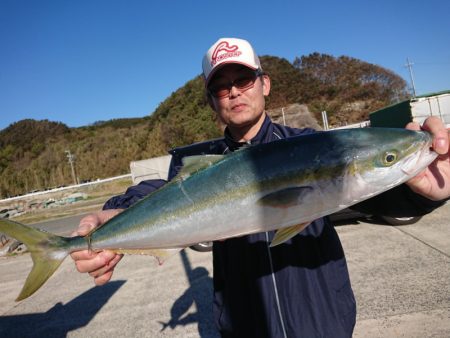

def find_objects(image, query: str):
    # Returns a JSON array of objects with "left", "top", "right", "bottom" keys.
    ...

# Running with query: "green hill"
[{"left": 0, "top": 53, "right": 409, "bottom": 198}]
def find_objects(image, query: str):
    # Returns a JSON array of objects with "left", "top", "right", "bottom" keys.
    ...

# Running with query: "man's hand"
[
  {"left": 406, "top": 116, "right": 450, "bottom": 201},
  {"left": 70, "top": 209, "right": 124, "bottom": 285}
]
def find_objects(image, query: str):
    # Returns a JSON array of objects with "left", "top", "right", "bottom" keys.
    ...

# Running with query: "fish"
[{"left": 0, "top": 128, "right": 437, "bottom": 301}]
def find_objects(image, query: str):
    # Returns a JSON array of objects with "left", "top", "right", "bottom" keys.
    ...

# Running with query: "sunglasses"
[{"left": 208, "top": 69, "right": 264, "bottom": 98}]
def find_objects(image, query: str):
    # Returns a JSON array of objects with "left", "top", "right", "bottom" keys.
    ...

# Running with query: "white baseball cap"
[{"left": 202, "top": 37, "right": 262, "bottom": 87}]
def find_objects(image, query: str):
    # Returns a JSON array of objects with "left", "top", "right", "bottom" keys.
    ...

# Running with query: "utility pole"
[
  {"left": 65, "top": 150, "right": 78, "bottom": 185},
  {"left": 321, "top": 111, "right": 329, "bottom": 131},
  {"left": 405, "top": 58, "right": 417, "bottom": 97}
]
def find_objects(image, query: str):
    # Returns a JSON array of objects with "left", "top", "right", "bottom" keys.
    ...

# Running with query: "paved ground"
[{"left": 0, "top": 203, "right": 449, "bottom": 337}]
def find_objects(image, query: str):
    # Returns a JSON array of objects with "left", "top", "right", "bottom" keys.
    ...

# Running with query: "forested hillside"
[{"left": 0, "top": 53, "right": 409, "bottom": 198}]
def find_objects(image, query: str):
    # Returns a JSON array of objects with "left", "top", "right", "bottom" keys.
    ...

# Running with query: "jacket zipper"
[{"left": 265, "top": 231, "right": 288, "bottom": 338}]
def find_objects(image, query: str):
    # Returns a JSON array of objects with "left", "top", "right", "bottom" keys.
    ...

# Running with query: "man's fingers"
[
  {"left": 73, "top": 250, "right": 118, "bottom": 273},
  {"left": 72, "top": 210, "right": 123, "bottom": 238},
  {"left": 97, "top": 209, "right": 123, "bottom": 223},
  {"left": 89, "top": 254, "right": 123, "bottom": 278},
  {"left": 92, "top": 254, "right": 123, "bottom": 286},
  {"left": 94, "top": 270, "right": 115, "bottom": 286},
  {"left": 71, "top": 213, "right": 101, "bottom": 237},
  {"left": 68, "top": 209, "right": 125, "bottom": 286},
  {"left": 406, "top": 122, "right": 420, "bottom": 131},
  {"left": 421, "top": 117, "right": 449, "bottom": 155},
  {"left": 70, "top": 249, "right": 97, "bottom": 262}
]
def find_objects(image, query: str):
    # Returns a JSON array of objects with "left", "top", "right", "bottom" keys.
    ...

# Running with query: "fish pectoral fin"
[
  {"left": 258, "top": 186, "right": 314, "bottom": 208},
  {"left": 270, "top": 222, "right": 310, "bottom": 247},
  {"left": 113, "top": 247, "right": 183, "bottom": 265}
]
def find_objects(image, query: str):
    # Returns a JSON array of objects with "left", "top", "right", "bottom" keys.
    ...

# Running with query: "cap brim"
[{"left": 205, "top": 61, "right": 259, "bottom": 87}]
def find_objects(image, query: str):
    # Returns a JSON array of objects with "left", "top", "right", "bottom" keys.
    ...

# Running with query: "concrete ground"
[{"left": 0, "top": 203, "right": 449, "bottom": 337}]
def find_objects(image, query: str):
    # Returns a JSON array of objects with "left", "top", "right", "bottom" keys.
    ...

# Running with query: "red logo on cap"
[{"left": 211, "top": 41, "right": 242, "bottom": 66}]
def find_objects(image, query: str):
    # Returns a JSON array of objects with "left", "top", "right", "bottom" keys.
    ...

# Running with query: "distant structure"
[{"left": 267, "top": 104, "right": 322, "bottom": 130}]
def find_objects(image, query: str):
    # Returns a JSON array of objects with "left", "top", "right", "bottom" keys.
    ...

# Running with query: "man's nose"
[{"left": 229, "top": 85, "right": 241, "bottom": 98}]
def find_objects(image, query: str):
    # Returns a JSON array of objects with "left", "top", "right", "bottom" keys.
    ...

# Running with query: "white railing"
[{"left": 0, "top": 174, "right": 132, "bottom": 203}]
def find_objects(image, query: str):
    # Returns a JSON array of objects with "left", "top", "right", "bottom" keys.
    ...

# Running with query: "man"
[{"left": 71, "top": 38, "right": 450, "bottom": 337}]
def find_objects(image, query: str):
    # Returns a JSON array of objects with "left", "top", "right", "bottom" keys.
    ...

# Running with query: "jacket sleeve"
[
  {"left": 351, "top": 184, "right": 447, "bottom": 217},
  {"left": 102, "top": 149, "right": 187, "bottom": 210}
]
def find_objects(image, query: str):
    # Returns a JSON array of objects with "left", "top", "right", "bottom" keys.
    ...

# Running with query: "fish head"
[{"left": 345, "top": 128, "right": 437, "bottom": 199}]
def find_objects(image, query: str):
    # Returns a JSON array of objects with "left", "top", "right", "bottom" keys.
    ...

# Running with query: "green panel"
[{"left": 369, "top": 100, "right": 412, "bottom": 128}]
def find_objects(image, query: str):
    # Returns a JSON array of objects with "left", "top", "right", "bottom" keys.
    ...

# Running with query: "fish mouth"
[{"left": 401, "top": 145, "right": 437, "bottom": 176}]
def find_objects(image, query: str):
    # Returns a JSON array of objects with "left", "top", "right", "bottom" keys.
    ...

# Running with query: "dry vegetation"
[{"left": 0, "top": 53, "right": 409, "bottom": 198}]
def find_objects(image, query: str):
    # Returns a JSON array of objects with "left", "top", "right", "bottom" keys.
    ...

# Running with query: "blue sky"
[{"left": 1, "top": 0, "right": 449, "bottom": 131}]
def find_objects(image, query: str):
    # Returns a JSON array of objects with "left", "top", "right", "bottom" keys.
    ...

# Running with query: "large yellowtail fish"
[{"left": 0, "top": 128, "right": 437, "bottom": 301}]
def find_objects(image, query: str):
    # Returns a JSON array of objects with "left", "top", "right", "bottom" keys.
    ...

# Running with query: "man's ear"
[{"left": 262, "top": 75, "right": 271, "bottom": 96}]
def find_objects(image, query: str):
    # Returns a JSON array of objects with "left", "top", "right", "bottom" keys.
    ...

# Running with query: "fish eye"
[{"left": 382, "top": 151, "right": 398, "bottom": 166}]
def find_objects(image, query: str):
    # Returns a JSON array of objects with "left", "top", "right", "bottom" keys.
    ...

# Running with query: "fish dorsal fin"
[
  {"left": 257, "top": 186, "right": 314, "bottom": 208},
  {"left": 176, "top": 155, "right": 225, "bottom": 180},
  {"left": 270, "top": 222, "right": 311, "bottom": 247}
]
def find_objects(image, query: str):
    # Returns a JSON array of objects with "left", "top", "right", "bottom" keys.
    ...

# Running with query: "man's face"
[{"left": 207, "top": 64, "right": 270, "bottom": 131}]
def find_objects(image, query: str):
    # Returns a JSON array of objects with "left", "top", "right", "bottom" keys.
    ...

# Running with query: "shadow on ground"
[
  {"left": 159, "top": 250, "right": 218, "bottom": 337},
  {"left": 0, "top": 280, "right": 125, "bottom": 338}
]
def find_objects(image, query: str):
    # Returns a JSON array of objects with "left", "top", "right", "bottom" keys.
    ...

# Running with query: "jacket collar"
[{"left": 223, "top": 114, "right": 274, "bottom": 152}]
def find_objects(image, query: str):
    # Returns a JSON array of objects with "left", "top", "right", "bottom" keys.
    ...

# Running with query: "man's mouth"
[{"left": 231, "top": 103, "right": 246, "bottom": 111}]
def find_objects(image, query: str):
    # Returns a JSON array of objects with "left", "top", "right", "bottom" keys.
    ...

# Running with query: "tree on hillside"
[
  {"left": 150, "top": 76, "right": 222, "bottom": 150},
  {"left": 259, "top": 56, "right": 304, "bottom": 109},
  {"left": 291, "top": 53, "right": 409, "bottom": 125},
  {"left": 293, "top": 52, "right": 408, "bottom": 106},
  {"left": 0, "top": 54, "right": 411, "bottom": 197},
  {"left": 0, "top": 119, "right": 70, "bottom": 153}
]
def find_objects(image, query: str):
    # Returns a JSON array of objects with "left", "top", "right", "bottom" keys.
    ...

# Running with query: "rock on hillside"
[{"left": 267, "top": 104, "right": 323, "bottom": 130}]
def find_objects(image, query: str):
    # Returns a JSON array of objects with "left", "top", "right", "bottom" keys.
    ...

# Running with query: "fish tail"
[{"left": 0, "top": 218, "right": 71, "bottom": 301}]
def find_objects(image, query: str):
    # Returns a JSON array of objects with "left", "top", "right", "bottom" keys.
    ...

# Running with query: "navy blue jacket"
[{"left": 104, "top": 115, "right": 444, "bottom": 337}]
